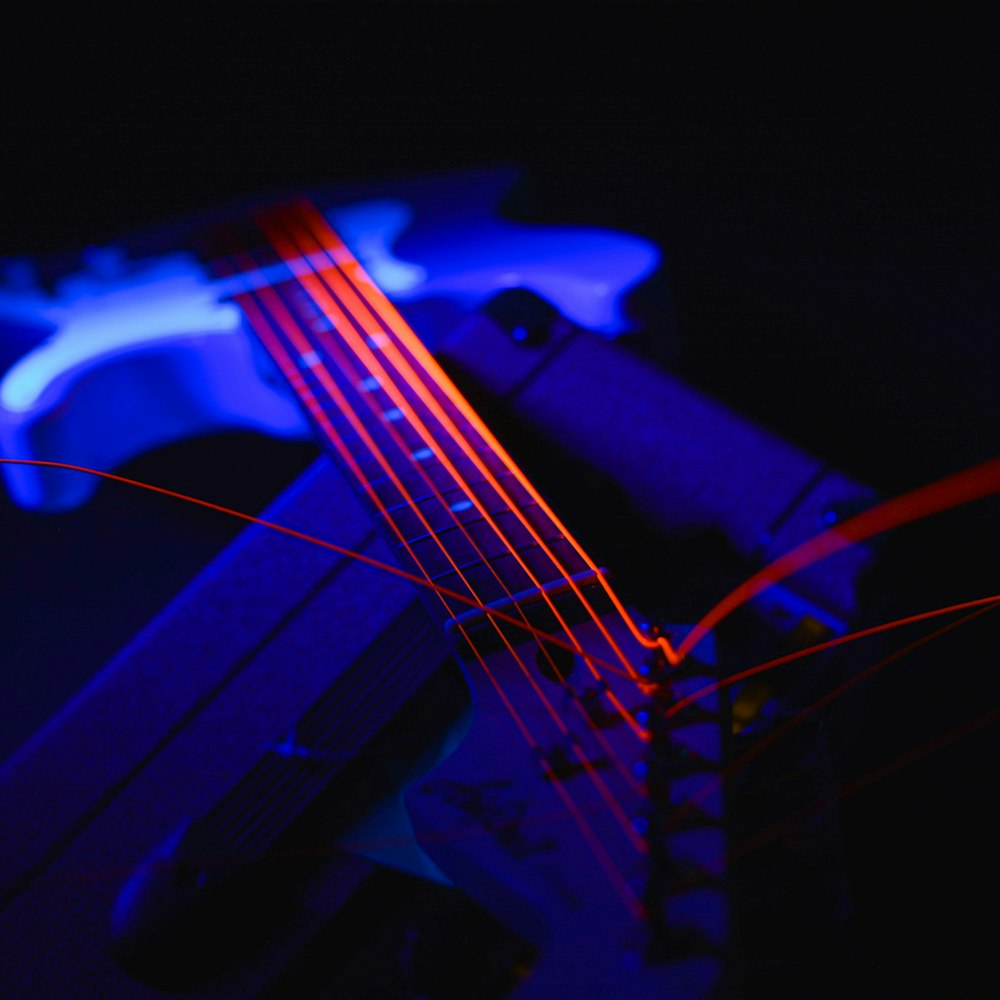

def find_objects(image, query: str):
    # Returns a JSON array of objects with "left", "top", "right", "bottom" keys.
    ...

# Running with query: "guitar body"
[{"left": 0, "top": 169, "right": 875, "bottom": 997}]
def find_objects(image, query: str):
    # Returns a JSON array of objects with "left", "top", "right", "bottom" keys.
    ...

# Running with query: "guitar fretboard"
[{"left": 201, "top": 203, "right": 602, "bottom": 644}]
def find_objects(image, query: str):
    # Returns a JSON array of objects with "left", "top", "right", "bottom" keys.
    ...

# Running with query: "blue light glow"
[
  {"left": 0, "top": 254, "right": 240, "bottom": 414},
  {"left": 333, "top": 198, "right": 660, "bottom": 335},
  {"left": 1, "top": 182, "right": 660, "bottom": 510}
]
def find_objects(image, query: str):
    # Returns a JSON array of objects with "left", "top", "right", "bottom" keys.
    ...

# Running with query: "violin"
[{"left": 0, "top": 169, "right": 873, "bottom": 997}]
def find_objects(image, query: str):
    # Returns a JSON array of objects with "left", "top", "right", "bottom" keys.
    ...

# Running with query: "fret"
[
  {"left": 427, "top": 538, "right": 567, "bottom": 581},
  {"left": 361, "top": 466, "right": 516, "bottom": 512},
  {"left": 402, "top": 508, "right": 544, "bottom": 560},
  {"left": 377, "top": 485, "right": 540, "bottom": 546},
  {"left": 397, "top": 523, "right": 501, "bottom": 573},
  {"left": 447, "top": 569, "right": 614, "bottom": 658},
  {"left": 426, "top": 543, "right": 588, "bottom": 609},
  {"left": 428, "top": 560, "right": 530, "bottom": 613},
  {"left": 402, "top": 530, "right": 567, "bottom": 592},
  {"left": 522, "top": 535, "right": 591, "bottom": 580},
  {"left": 381, "top": 487, "right": 537, "bottom": 532}
]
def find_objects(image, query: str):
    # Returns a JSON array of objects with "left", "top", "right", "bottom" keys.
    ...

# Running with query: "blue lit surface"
[
  {"left": 0, "top": 253, "right": 308, "bottom": 510},
  {"left": 329, "top": 199, "right": 428, "bottom": 294},
  {"left": 334, "top": 198, "right": 659, "bottom": 335},
  {"left": 0, "top": 254, "right": 240, "bottom": 414},
  {"left": 0, "top": 188, "right": 659, "bottom": 510}
]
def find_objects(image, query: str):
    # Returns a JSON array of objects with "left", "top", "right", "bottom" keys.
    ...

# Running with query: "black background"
[{"left": 3, "top": 8, "right": 1000, "bottom": 996}]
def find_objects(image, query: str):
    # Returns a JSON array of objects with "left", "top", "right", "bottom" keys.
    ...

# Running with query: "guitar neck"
[{"left": 202, "top": 202, "right": 608, "bottom": 643}]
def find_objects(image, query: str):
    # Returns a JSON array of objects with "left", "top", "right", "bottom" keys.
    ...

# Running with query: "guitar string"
[
  {"left": 263, "top": 207, "right": 647, "bottom": 744},
  {"left": 198, "top": 265, "right": 659, "bottom": 680},
  {"left": 728, "top": 671, "right": 1000, "bottom": 874},
  {"left": 210, "top": 223, "right": 648, "bottom": 872},
  {"left": 212, "top": 244, "right": 645, "bottom": 865},
  {"left": 668, "top": 590, "right": 1000, "bottom": 722},
  {"left": 229, "top": 240, "right": 645, "bottom": 854},
  {"left": 242, "top": 242, "right": 592, "bottom": 689},
  {"left": 269, "top": 249, "right": 652, "bottom": 819},
  {"left": 666, "top": 599, "right": 1000, "bottom": 838},
  {"left": 282, "top": 201, "right": 663, "bottom": 693},
  {"left": 211, "top": 211, "right": 652, "bottom": 860},
  {"left": 289, "top": 197, "right": 680, "bottom": 668},
  {"left": 210, "top": 204, "right": 669, "bottom": 888},
  {"left": 246, "top": 242, "right": 646, "bottom": 804},
  {"left": 675, "top": 454, "right": 1000, "bottom": 662},
  {"left": 206, "top": 199, "right": 675, "bottom": 671},
  {"left": 282, "top": 199, "right": 659, "bottom": 690}
]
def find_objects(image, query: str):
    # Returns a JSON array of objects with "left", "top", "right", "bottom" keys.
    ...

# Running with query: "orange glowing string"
[
  {"left": 284, "top": 196, "right": 659, "bottom": 682},
  {"left": 285, "top": 200, "right": 676, "bottom": 671},
  {"left": 232, "top": 260, "right": 492, "bottom": 628},
  {"left": 275, "top": 207, "right": 654, "bottom": 742},
  {"left": 665, "top": 601, "right": 1000, "bottom": 833},
  {"left": 677, "top": 456, "right": 1000, "bottom": 661},
  {"left": 262, "top": 212, "right": 605, "bottom": 673},
  {"left": 261, "top": 206, "right": 647, "bottom": 740},
  {"left": 729, "top": 698, "right": 1000, "bottom": 869}
]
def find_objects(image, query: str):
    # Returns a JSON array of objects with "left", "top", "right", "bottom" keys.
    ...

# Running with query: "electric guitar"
[{"left": 0, "top": 170, "right": 731, "bottom": 997}]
